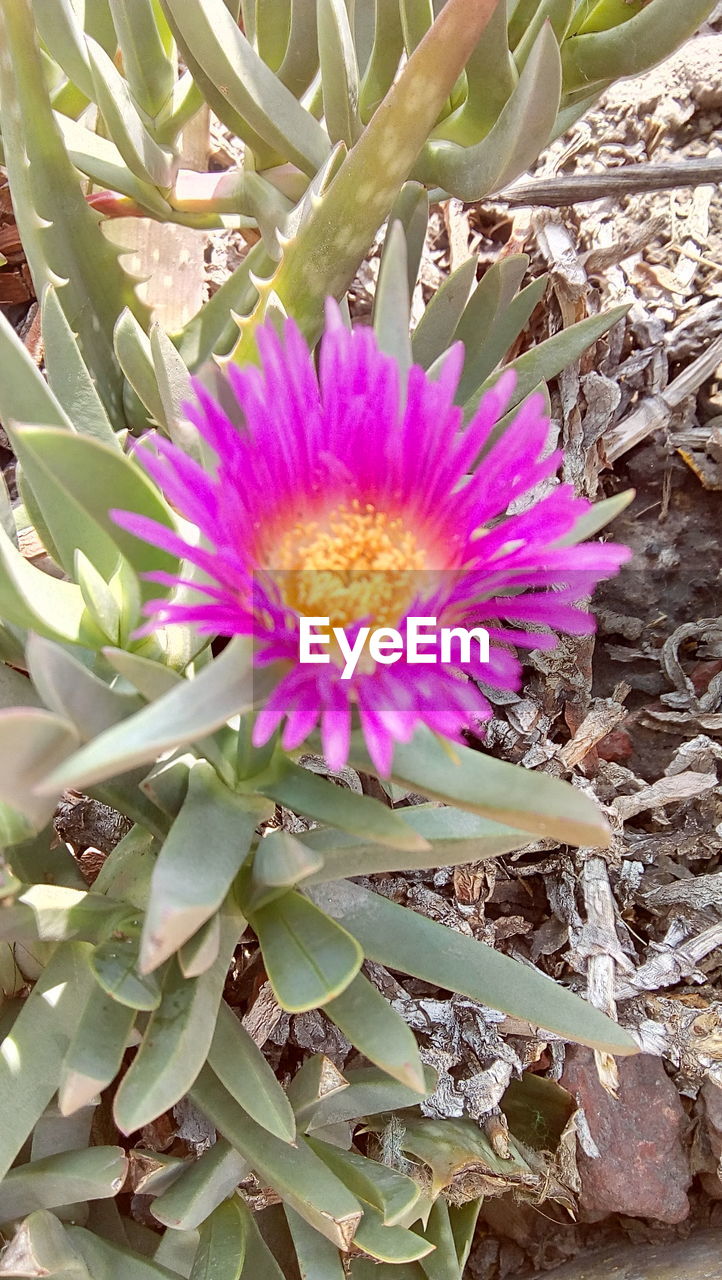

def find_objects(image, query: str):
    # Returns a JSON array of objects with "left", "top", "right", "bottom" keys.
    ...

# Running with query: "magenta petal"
[{"left": 113, "top": 301, "right": 630, "bottom": 775}]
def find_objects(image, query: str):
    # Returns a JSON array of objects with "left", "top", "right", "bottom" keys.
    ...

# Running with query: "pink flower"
[{"left": 112, "top": 302, "right": 630, "bottom": 776}]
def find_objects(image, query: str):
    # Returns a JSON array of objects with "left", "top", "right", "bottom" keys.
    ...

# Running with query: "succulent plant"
[{"left": 0, "top": 0, "right": 714, "bottom": 1275}]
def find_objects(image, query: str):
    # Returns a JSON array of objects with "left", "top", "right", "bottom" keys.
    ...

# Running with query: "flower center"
[{"left": 271, "top": 499, "right": 427, "bottom": 628}]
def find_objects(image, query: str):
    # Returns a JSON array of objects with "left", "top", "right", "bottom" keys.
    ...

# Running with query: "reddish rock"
[{"left": 561, "top": 1047, "right": 691, "bottom": 1224}]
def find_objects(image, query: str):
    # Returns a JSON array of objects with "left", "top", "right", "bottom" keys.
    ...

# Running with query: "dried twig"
[{"left": 500, "top": 159, "right": 722, "bottom": 209}]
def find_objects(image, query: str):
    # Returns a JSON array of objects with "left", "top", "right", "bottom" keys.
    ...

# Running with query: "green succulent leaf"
[
  {"left": 0, "top": 1209, "right": 92, "bottom": 1279},
  {"left": 0, "top": 709, "right": 79, "bottom": 834},
  {"left": 114, "top": 309, "right": 169, "bottom": 428},
  {"left": 178, "top": 915, "right": 221, "bottom": 977},
  {"left": 285, "top": 1206, "right": 346, "bottom": 1279},
  {"left": 56, "top": 113, "right": 173, "bottom": 217},
  {"left": 0, "top": 943, "right": 95, "bottom": 1181},
  {"left": 373, "top": 220, "right": 413, "bottom": 374},
  {"left": 33, "top": 0, "right": 95, "bottom": 98},
  {"left": 208, "top": 1001, "right": 296, "bottom": 1143},
  {"left": 258, "top": 761, "right": 428, "bottom": 852},
  {"left": 86, "top": 37, "right": 176, "bottom": 187},
  {"left": 562, "top": 0, "right": 716, "bottom": 91},
  {"left": 108, "top": 0, "right": 177, "bottom": 120},
  {"left": 40, "top": 639, "right": 275, "bottom": 792},
  {"left": 349, "top": 726, "right": 610, "bottom": 847},
  {"left": 59, "top": 982, "right": 137, "bottom": 1116},
  {"left": 308, "top": 878, "right": 638, "bottom": 1055},
  {"left": 456, "top": 274, "right": 547, "bottom": 404},
  {"left": 304, "top": 1065, "right": 437, "bottom": 1133},
  {"left": 191, "top": 1066, "right": 363, "bottom": 1250},
  {"left": 66, "top": 1227, "right": 185, "bottom": 1280},
  {"left": 231, "top": 0, "right": 505, "bottom": 354},
  {"left": 302, "top": 805, "right": 531, "bottom": 882},
  {"left": 250, "top": 890, "right": 363, "bottom": 1012},
  {"left": 0, "top": 309, "right": 72, "bottom": 432},
  {"left": 0, "top": 0, "right": 149, "bottom": 428},
  {"left": 91, "top": 925, "right": 164, "bottom": 1012},
  {"left": 354, "top": 1205, "right": 433, "bottom": 1265},
  {"left": 358, "top": 0, "right": 404, "bottom": 120},
  {"left": 140, "top": 761, "right": 257, "bottom": 973},
  {"left": 113, "top": 908, "right": 243, "bottom": 1134},
  {"left": 318, "top": 0, "right": 362, "bottom": 147},
  {"left": 415, "top": 22, "right": 562, "bottom": 200},
  {"left": 436, "top": 0, "right": 517, "bottom": 143},
  {"left": 189, "top": 1197, "right": 247, "bottom": 1280},
  {"left": 0, "top": 1147, "right": 127, "bottom": 1222},
  {"left": 152, "top": 1140, "right": 248, "bottom": 1231},
  {"left": 0, "top": 885, "right": 121, "bottom": 946},
  {"left": 250, "top": 829, "right": 325, "bottom": 907},
  {"left": 160, "top": 0, "right": 330, "bottom": 174},
  {"left": 6, "top": 426, "right": 178, "bottom": 591},
  {"left": 276, "top": 0, "right": 319, "bottom": 97},
  {"left": 306, "top": 1140, "right": 422, "bottom": 1228},
  {"left": 286, "top": 1053, "right": 349, "bottom": 1126},
  {"left": 411, "top": 257, "right": 476, "bottom": 369},
  {"left": 465, "top": 302, "right": 631, "bottom": 415},
  {"left": 40, "top": 286, "right": 118, "bottom": 450},
  {"left": 237, "top": 1198, "right": 286, "bottom": 1280},
  {"left": 27, "top": 636, "right": 142, "bottom": 741},
  {"left": 324, "top": 973, "right": 426, "bottom": 1093}
]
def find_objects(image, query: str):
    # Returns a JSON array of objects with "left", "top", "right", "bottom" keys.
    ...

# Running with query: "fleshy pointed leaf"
[
  {"left": 113, "top": 910, "right": 243, "bottom": 1134},
  {"left": 41, "top": 639, "right": 274, "bottom": 792},
  {"left": 109, "top": 0, "right": 177, "bottom": 119},
  {"left": 209, "top": 1001, "right": 296, "bottom": 1142},
  {"left": 91, "top": 925, "right": 164, "bottom": 1012},
  {"left": 0, "top": 1210, "right": 91, "bottom": 1279},
  {"left": 27, "top": 636, "right": 141, "bottom": 742},
  {"left": 152, "top": 1140, "right": 248, "bottom": 1231},
  {"left": 0, "top": 309, "right": 71, "bottom": 431},
  {"left": 0, "top": 0, "right": 148, "bottom": 427},
  {"left": 7, "top": 425, "right": 178, "bottom": 588},
  {"left": 86, "top": 37, "right": 176, "bottom": 186},
  {"left": 287, "top": 1054, "right": 349, "bottom": 1125},
  {"left": 60, "top": 982, "right": 137, "bottom": 1115},
  {"left": 354, "top": 1205, "right": 433, "bottom": 1265},
  {"left": 415, "top": 22, "right": 562, "bottom": 200},
  {"left": 307, "top": 1139, "right": 421, "bottom": 1228},
  {"left": 324, "top": 973, "right": 425, "bottom": 1092},
  {"left": 373, "top": 220, "right": 413, "bottom": 373},
  {"left": 140, "top": 762, "right": 257, "bottom": 972},
  {"left": 318, "top": 0, "right": 361, "bottom": 147},
  {"left": 190, "top": 1066, "right": 363, "bottom": 1250},
  {"left": 350, "top": 726, "right": 610, "bottom": 847},
  {"left": 308, "top": 879, "right": 638, "bottom": 1054},
  {"left": 562, "top": 0, "right": 716, "bottom": 90},
  {"left": 305, "top": 1065, "right": 437, "bottom": 1132},
  {"left": 160, "top": 0, "right": 329, "bottom": 174},
  {"left": 0, "top": 709, "right": 79, "bottom": 832},
  {"left": 250, "top": 890, "right": 363, "bottom": 1012},
  {"left": 466, "top": 303, "right": 630, "bottom": 416},
  {"left": 0, "top": 943, "right": 95, "bottom": 1181},
  {"left": 0, "top": 1147, "right": 127, "bottom": 1222},
  {"left": 189, "top": 1198, "right": 246, "bottom": 1280},
  {"left": 303, "top": 804, "right": 531, "bottom": 882},
  {"left": 41, "top": 287, "right": 118, "bottom": 448},
  {"left": 284, "top": 1206, "right": 346, "bottom": 1280},
  {"left": 259, "top": 761, "right": 428, "bottom": 852},
  {"left": 411, "top": 257, "right": 476, "bottom": 369}
]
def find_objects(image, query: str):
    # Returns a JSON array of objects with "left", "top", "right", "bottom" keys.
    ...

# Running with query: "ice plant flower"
[{"left": 113, "top": 303, "right": 630, "bottom": 776}]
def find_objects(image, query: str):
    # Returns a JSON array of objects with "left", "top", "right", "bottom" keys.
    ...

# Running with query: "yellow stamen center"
[{"left": 271, "top": 499, "right": 428, "bottom": 628}]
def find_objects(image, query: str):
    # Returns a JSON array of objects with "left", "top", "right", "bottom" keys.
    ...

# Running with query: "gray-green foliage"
[{"left": 0, "top": 0, "right": 707, "bottom": 1272}]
